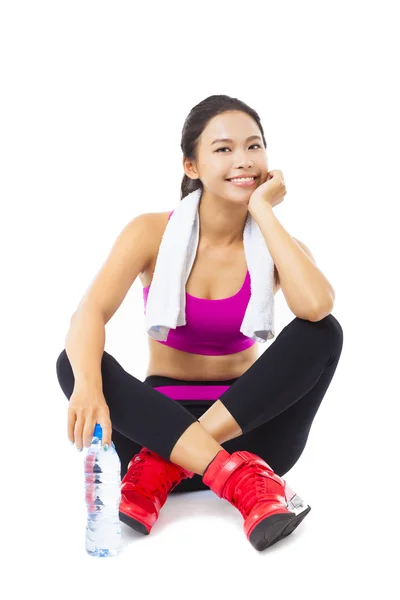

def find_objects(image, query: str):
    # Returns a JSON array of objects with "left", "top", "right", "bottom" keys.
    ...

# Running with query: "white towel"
[{"left": 145, "top": 188, "right": 275, "bottom": 343}]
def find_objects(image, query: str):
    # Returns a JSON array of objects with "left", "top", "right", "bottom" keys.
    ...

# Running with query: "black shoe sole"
[
  {"left": 119, "top": 510, "right": 150, "bottom": 535},
  {"left": 249, "top": 505, "right": 312, "bottom": 551}
]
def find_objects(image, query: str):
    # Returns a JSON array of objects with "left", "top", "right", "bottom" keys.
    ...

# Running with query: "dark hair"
[{"left": 180, "top": 94, "right": 267, "bottom": 201}]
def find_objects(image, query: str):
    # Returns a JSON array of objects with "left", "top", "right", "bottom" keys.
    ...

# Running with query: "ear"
[{"left": 183, "top": 156, "right": 199, "bottom": 180}]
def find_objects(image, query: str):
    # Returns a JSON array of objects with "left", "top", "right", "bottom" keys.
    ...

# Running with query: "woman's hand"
[
  {"left": 68, "top": 383, "right": 113, "bottom": 450},
  {"left": 248, "top": 169, "right": 287, "bottom": 213}
]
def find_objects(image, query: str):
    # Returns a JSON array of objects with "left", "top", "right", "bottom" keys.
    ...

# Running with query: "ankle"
[
  {"left": 201, "top": 452, "right": 220, "bottom": 477},
  {"left": 169, "top": 421, "right": 225, "bottom": 475},
  {"left": 201, "top": 448, "right": 231, "bottom": 477}
]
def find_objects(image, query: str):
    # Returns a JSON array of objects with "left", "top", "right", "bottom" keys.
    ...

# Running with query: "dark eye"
[{"left": 216, "top": 144, "right": 261, "bottom": 152}]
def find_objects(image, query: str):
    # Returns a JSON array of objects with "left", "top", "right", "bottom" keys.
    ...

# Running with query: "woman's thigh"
[
  {"left": 170, "top": 315, "right": 344, "bottom": 492},
  {"left": 114, "top": 401, "right": 216, "bottom": 480},
  {"left": 56, "top": 349, "right": 198, "bottom": 460},
  {"left": 171, "top": 355, "right": 339, "bottom": 494},
  {"left": 169, "top": 393, "right": 316, "bottom": 493},
  {"left": 222, "top": 353, "right": 341, "bottom": 476},
  {"left": 218, "top": 314, "right": 344, "bottom": 434}
]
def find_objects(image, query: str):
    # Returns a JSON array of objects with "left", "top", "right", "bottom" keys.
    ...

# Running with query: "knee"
[
  {"left": 311, "top": 313, "right": 343, "bottom": 357},
  {"left": 320, "top": 313, "right": 343, "bottom": 346},
  {"left": 290, "top": 312, "right": 343, "bottom": 355}
]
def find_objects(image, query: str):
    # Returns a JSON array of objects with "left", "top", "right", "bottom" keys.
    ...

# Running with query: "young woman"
[{"left": 56, "top": 94, "right": 343, "bottom": 552}]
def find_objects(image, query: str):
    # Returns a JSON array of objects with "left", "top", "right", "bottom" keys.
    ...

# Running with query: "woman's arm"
[
  {"left": 64, "top": 212, "right": 156, "bottom": 387},
  {"left": 65, "top": 304, "right": 106, "bottom": 391},
  {"left": 249, "top": 202, "right": 335, "bottom": 321}
]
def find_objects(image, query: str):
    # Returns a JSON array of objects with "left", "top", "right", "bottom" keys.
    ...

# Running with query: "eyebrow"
[{"left": 211, "top": 135, "right": 262, "bottom": 146}]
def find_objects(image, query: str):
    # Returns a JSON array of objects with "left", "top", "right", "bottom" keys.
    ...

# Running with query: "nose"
[{"left": 235, "top": 154, "right": 254, "bottom": 168}]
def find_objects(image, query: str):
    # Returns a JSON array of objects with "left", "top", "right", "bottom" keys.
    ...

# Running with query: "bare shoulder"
[
  {"left": 156, "top": 210, "right": 173, "bottom": 225},
  {"left": 136, "top": 210, "right": 170, "bottom": 237},
  {"left": 146, "top": 210, "right": 172, "bottom": 244},
  {"left": 119, "top": 211, "right": 170, "bottom": 275},
  {"left": 138, "top": 211, "right": 172, "bottom": 281}
]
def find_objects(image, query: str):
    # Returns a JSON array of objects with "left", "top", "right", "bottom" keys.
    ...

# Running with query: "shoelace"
[
  {"left": 225, "top": 463, "right": 286, "bottom": 520},
  {"left": 123, "top": 453, "right": 181, "bottom": 502}
]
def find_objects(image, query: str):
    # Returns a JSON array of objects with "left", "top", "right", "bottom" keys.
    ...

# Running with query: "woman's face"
[{"left": 185, "top": 110, "right": 269, "bottom": 200}]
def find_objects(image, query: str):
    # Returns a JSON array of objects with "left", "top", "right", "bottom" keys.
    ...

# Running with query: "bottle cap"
[{"left": 93, "top": 423, "right": 103, "bottom": 440}]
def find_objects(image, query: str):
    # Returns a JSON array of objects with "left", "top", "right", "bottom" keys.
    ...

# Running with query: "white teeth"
[{"left": 230, "top": 177, "right": 255, "bottom": 183}]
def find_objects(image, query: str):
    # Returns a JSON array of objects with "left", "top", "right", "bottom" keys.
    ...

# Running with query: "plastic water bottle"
[{"left": 84, "top": 423, "right": 122, "bottom": 557}]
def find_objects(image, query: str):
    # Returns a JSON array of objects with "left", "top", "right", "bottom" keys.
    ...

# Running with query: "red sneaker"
[
  {"left": 119, "top": 447, "right": 195, "bottom": 534},
  {"left": 202, "top": 449, "right": 311, "bottom": 551},
  {"left": 280, "top": 479, "right": 311, "bottom": 541}
]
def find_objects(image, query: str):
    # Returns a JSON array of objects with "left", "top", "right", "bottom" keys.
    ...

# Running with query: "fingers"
[
  {"left": 71, "top": 406, "right": 90, "bottom": 451},
  {"left": 101, "top": 416, "right": 112, "bottom": 449},
  {"left": 74, "top": 410, "right": 85, "bottom": 451},
  {"left": 82, "top": 414, "right": 97, "bottom": 449},
  {"left": 67, "top": 403, "right": 112, "bottom": 451},
  {"left": 67, "top": 407, "right": 76, "bottom": 445}
]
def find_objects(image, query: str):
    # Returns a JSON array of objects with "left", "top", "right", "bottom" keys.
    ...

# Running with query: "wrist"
[
  {"left": 75, "top": 374, "right": 103, "bottom": 391},
  {"left": 249, "top": 197, "right": 274, "bottom": 218}
]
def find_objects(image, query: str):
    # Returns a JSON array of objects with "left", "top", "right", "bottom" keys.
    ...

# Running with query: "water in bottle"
[{"left": 84, "top": 423, "right": 122, "bottom": 557}]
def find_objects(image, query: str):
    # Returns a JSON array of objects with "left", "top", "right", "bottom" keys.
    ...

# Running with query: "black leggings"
[{"left": 56, "top": 314, "right": 343, "bottom": 493}]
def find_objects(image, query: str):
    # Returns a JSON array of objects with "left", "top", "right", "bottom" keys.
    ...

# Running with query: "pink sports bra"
[{"left": 142, "top": 211, "right": 256, "bottom": 356}]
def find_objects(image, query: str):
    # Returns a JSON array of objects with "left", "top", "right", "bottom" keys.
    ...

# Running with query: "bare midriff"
[
  {"left": 145, "top": 337, "right": 259, "bottom": 381},
  {"left": 140, "top": 212, "right": 277, "bottom": 381}
]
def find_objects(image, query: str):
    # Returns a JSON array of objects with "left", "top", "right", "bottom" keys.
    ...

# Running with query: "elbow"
[
  {"left": 308, "top": 299, "right": 335, "bottom": 322},
  {"left": 289, "top": 288, "right": 336, "bottom": 322}
]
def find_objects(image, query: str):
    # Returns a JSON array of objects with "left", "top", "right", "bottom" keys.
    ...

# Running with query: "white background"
[{"left": 1, "top": 0, "right": 399, "bottom": 598}]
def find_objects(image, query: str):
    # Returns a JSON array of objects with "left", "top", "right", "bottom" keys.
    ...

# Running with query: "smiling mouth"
[
  {"left": 226, "top": 177, "right": 258, "bottom": 182},
  {"left": 226, "top": 176, "right": 258, "bottom": 186}
]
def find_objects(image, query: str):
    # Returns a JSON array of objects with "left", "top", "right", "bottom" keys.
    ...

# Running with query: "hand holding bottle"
[{"left": 68, "top": 383, "right": 112, "bottom": 451}]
